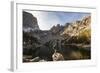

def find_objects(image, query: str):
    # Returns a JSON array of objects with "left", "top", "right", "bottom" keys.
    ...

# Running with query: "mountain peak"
[{"left": 23, "top": 11, "right": 40, "bottom": 32}]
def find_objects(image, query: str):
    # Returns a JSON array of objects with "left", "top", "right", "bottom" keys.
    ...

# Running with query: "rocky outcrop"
[
  {"left": 61, "top": 16, "right": 91, "bottom": 36},
  {"left": 52, "top": 50, "right": 64, "bottom": 61},
  {"left": 61, "top": 16, "right": 91, "bottom": 44},
  {"left": 23, "top": 11, "right": 40, "bottom": 32}
]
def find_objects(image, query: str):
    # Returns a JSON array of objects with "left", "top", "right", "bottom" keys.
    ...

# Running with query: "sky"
[{"left": 25, "top": 10, "right": 90, "bottom": 30}]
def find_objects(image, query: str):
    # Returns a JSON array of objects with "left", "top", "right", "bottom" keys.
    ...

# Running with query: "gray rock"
[
  {"left": 30, "top": 57, "right": 40, "bottom": 62},
  {"left": 23, "top": 11, "right": 40, "bottom": 32}
]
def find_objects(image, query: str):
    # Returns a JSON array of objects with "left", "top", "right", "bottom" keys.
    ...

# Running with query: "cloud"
[{"left": 27, "top": 11, "right": 63, "bottom": 30}]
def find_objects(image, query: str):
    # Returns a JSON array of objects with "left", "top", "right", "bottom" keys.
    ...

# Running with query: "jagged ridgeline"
[
  {"left": 23, "top": 11, "right": 91, "bottom": 62},
  {"left": 61, "top": 16, "right": 91, "bottom": 44}
]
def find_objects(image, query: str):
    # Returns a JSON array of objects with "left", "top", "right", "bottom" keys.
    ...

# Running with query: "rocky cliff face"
[
  {"left": 61, "top": 16, "right": 91, "bottom": 44},
  {"left": 23, "top": 11, "right": 40, "bottom": 32},
  {"left": 61, "top": 16, "right": 91, "bottom": 36}
]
